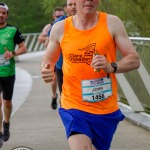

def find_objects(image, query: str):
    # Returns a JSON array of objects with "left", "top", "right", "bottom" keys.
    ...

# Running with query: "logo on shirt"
[{"left": 68, "top": 43, "right": 96, "bottom": 65}]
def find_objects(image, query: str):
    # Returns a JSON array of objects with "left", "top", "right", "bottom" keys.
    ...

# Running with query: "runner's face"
[
  {"left": 0, "top": 8, "right": 8, "bottom": 25},
  {"left": 76, "top": 0, "right": 100, "bottom": 15},
  {"left": 65, "top": 0, "right": 76, "bottom": 16},
  {"left": 53, "top": 11, "right": 64, "bottom": 20}
]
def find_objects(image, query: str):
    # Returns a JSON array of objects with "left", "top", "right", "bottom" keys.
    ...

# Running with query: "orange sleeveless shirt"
[{"left": 60, "top": 12, "right": 119, "bottom": 114}]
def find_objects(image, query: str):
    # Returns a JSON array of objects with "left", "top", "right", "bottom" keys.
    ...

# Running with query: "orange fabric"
[{"left": 60, "top": 12, "right": 119, "bottom": 114}]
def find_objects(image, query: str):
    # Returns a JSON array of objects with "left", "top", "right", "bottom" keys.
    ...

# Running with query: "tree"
[
  {"left": 3, "top": 0, "right": 150, "bottom": 36},
  {"left": 4, "top": 0, "right": 50, "bottom": 33},
  {"left": 99, "top": 0, "right": 150, "bottom": 37}
]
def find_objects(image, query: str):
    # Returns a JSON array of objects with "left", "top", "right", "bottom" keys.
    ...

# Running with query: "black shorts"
[
  {"left": 56, "top": 68, "right": 63, "bottom": 94},
  {"left": 0, "top": 75, "right": 15, "bottom": 100}
]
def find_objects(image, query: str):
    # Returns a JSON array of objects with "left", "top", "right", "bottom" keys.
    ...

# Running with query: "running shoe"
[
  {"left": 3, "top": 122, "right": 10, "bottom": 141},
  {"left": 51, "top": 93, "right": 58, "bottom": 110}
]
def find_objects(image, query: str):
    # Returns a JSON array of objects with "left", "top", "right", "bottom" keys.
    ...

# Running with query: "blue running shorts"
[{"left": 58, "top": 108, "right": 125, "bottom": 150}]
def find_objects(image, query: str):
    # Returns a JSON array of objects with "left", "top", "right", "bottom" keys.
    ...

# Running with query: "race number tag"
[
  {"left": 0, "top": 55, "right": 10, "bottom": 66},
  {"left": 81, "top": 77, "right": 112, "bottom": 102}
]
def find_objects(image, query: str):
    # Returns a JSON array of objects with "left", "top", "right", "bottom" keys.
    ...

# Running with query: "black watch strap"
[
  {"left": 111, "top": 62, "right": 117, "bottom": 73},
  {"left": 12, "top": 51, "right": 16, "bottom": 56}
]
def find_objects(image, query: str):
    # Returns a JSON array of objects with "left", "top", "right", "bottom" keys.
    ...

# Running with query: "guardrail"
[
  {"left": 21, "top": 33, "right": 150, "bottom": 113},
  {"left": 118, "top": 37, "right": 150, "bottom": 113},
  {"left": 23, "top": 33, "right": 45, "bottom": 52}
]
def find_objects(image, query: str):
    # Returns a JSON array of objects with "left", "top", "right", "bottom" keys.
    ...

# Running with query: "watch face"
[
  {"left": 111, "top": 62, "right": 117, "bottom": 73},
  {"left": 112, "top": 63, "right": 117, "bottom": 68}
]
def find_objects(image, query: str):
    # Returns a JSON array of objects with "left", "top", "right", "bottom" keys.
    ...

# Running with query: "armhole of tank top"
[
  {"left": 64, "top": 17, "right": 68, "bottom": 33},
  {"left": 60, "top": 18, "right": 68, "bottom": 48},
  {"left": 104, "top": 13, "right": 114, "bottom": 42}
]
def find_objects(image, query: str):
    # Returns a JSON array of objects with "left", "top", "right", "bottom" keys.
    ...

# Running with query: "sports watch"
[
  {"left": 12, "top": 51, "right": 16, "bottom": 56},
  {"left": 111, "top": 62, "right": 117, "bottom": 73}
]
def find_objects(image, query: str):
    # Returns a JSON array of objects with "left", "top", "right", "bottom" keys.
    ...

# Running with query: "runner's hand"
[
  {"left": 91, "top": 54, "right": 112, "bottom": 73},
  {"left": 3, "top": 47, "right": 13, "bottom": 60},
  {"left": 41, "top": 63, "right": 55, "bottom": 83}
]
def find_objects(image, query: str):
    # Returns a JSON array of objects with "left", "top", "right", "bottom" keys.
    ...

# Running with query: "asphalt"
[{"left": 1, "top": 51, "right": 150, "bottom": 150}]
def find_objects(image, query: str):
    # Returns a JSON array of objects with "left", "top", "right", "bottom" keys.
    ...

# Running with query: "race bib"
[{"left": 81, "top": 77, "right": 112, "bottom": 102}]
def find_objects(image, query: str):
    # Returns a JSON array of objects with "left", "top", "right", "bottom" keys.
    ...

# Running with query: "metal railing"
[
  {"left": 21, "top": 33, "right": 150, "bottom": 113},
  {"left": 23, "top": 33, "right": 45, "bottom": 52},
  {"left": 118, "top": 37, "right": 150, "bottom": 113}
]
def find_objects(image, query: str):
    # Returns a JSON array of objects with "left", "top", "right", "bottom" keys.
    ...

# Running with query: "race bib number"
[
  {"left": 0, "top": 55, "right": 10, "bottom": 66},
  {"left": 81, "top": 77, "right": 112, "bottom": 102}
]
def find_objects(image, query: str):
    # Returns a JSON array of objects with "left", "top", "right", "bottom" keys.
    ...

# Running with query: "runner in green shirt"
[{"left": 0, "top": 2, "right": 27, "bottom": 147}]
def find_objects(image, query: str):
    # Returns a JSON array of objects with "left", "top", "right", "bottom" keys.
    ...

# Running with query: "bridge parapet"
[
  {"left": 118, "top": 37, "right": 150, "bottom": 113},
  {"left": 23, "top": 33, "right": 45, "bottom": 52}
]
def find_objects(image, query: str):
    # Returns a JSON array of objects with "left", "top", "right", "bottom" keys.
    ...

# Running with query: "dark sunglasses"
[{"left": 55, "top": 15, "right": 62, "bottom": 18}]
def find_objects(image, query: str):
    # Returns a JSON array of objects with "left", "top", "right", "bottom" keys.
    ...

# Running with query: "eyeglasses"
[{"left": 55, "top": 15, "right": 62, "bottom": 19}]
